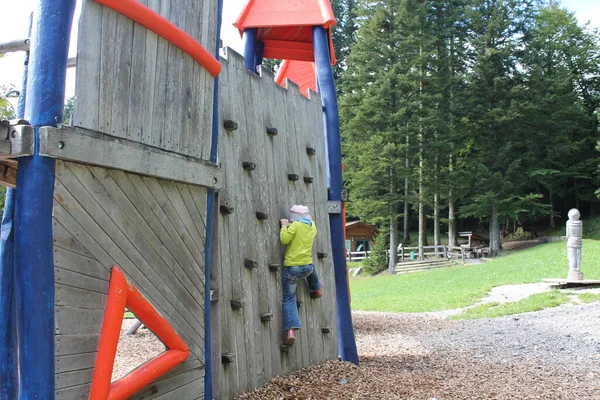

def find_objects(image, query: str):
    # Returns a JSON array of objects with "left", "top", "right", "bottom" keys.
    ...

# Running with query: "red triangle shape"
[{"left": 90, "top": 267, "right": 190, "bottom": 400}]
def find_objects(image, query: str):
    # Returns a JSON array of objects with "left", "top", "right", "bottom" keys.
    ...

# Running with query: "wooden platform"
[{"left": 541, "top": 279, "right": 600, "bottom": 288}]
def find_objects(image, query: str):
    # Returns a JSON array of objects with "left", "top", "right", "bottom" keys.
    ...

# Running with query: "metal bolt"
[{"left": 57, "top": 141, "right": 65, "bottom": 149}]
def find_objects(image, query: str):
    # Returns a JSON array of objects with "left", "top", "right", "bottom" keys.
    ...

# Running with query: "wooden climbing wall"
[
  {"left": 211, "top": 49, "right": 338, "bottom": 400},
  {"left": 52, "top": 160, "right": 207, "bottom": 399},
  {"left": 72, "top": 0, "right": 217, "bottom": 159}
]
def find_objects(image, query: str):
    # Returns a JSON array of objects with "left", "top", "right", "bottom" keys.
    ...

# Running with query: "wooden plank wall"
[
  {"left": 72, "top": 0, "right": 217, "bottom": 159},
  {"left": 212, "top": 49, "right": 338, "bottom": 400},
  {"left": 53, "top": 160, "right": 207, "bottom": 399}
]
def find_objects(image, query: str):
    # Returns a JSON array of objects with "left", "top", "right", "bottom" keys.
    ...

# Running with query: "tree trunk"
[
  {"left": 490, "top": 205, "right": 500, "bottom": 257},
  {"left": 549, "top": 188, "right": 555, "bottom": 228},
  {"left": 388, "top": 168, "right": 398, "bottom": 274},
  {"left": 388, "top": 216, "right": 398, "bottom": 274},
  {"left": 434, "top": 191, "right": 440, "bottom": 248},
  {"left": 418, "top": 155, "right": 426, "bottom": 259},
  {"left": 403, "top": 135, "right": 410, "bottom": 243},
  {"left": 448, "top": 156, "right": 456, "bottom": 247}
]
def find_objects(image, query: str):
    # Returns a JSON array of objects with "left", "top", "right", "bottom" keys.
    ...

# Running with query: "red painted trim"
[
  {"left": 93, "top": 0, "right": 221, "bottom": 77},
  {"left": 90, "top": 267, "right": 190, "bottom": 400}
]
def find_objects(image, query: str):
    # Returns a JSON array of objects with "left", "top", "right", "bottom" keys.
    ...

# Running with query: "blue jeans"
[{"left": 282, "top": 264, "right": 321, "bottom": 331}]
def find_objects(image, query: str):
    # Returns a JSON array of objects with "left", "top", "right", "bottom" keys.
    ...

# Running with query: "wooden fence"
[{"left": 347, "top": 246, "right": 467, "bottom": 263}]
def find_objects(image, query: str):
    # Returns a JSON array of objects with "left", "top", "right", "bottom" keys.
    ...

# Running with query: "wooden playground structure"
[{"left": 0, "top": 0, "right": 358, "bottom": 399}]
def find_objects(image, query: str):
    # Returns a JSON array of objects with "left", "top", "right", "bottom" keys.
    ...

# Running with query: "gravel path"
[{"left": 239, "top": 301, "right": 600, "bottom": 399}]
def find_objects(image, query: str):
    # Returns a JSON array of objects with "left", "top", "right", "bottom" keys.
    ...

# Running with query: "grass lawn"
[{"left": 349, "top": 239, "right": 600, "bottom": 313}]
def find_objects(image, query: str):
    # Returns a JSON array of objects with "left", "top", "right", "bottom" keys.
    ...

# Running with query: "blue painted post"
[
  {"left": 312, "top": 26, "right": 359, "bottom": 365},
  {"left": 16, "top": 0, "right": 76, "bottom": 398},
  {"left": 204, "top": 0, "right": 224, "bottom": 398},
  {"left": 256, "top": 41, "right": 265, "bottom": 70},
  {"left": 242, "top": 28, "right": 258, "bottom": 73},
  {"left": 0, "top": 14, "right": 32, "bottom": 400}
]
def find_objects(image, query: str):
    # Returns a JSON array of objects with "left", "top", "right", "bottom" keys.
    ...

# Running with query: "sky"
[{"left": 0, "top": 0, "right": 598, "bottom": 105}]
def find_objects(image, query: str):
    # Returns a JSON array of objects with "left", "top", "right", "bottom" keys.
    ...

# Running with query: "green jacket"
[{"left": 280, "top": 220, "right": 317, "bottom": 266}]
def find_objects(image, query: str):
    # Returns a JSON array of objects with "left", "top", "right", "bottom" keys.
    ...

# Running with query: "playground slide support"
[
  {"left": 16, "top": 0, "right": 76, "bottom": 398},
  {"left": 242, "top": 28, "right": 259, "bottom": 73},
  {"left": 312, "top": 26, "right": 359, "bottom": 365},
  {"left": 205, "top": 0, "right": 224, "bottom": 398}
]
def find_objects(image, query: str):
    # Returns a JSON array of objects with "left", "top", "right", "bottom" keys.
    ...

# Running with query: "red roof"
[
  {"left": 234, "top": 0, "right": 336, "bottom": 33},
  {"left": 275, "top": 60, "right": 316, "bottom": 97},
  {"left": 233, "top": 0, "right": 337, "bottom": 64}
]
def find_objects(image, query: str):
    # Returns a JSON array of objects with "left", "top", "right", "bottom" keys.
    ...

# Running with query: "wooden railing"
[{"left": 346, "top": 245, "right": 467, "bottom": 262}]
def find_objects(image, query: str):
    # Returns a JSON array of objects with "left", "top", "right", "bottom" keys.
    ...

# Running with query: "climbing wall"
[
  {"left": 72, "top": 0, "right": 217, "bottom": 159},
  {"left": 211, "top": 49, "right": 338, "bottom": 400},
  {"left": 52, "top": 161, "right": 208, "bottom": 399}
]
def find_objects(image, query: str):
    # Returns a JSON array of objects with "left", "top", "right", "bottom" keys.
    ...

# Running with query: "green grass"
[
  {"left": 124, "top": 311, "right": 135, "bottom": 319},
  {"left": 577, "top": 293, "right": 600, "bottom": 303},
  {"left": 450, "top": 290, "right": 570, "bottom": 320},
  {"left": 349, "top": 239, "right": 600, "bottom": 313}
]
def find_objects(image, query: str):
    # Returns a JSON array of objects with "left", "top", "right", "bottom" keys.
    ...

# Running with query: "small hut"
[{"left": 345, "top": 221, "right": 378, "bottom": 253}]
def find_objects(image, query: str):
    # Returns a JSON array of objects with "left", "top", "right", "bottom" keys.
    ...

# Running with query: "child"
[{"left": 279, "top": 205, "right": 323, "bottom": 345}]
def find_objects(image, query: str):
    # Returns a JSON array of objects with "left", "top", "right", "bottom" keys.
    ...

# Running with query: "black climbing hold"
[
  {"left": 296, "top": 301, "right": 303, "bottom": 309},
  {"left": 260, "top": 313, "right": 273, "bottom": 322},
  {"left": 256, "top": 211, "right": 268, "bottom": 220},
  {"left": 280, "top": 345, "right": 291, "bottom": 353},
  {"left": 244, "top": 258, "right": 258, "bottom": 269},
  {"left": 223, "top": 120, "right": 238, "bottom": 131},
  {"left": 303, "top": 176, "right": 314, "bottom": 184},
  {"left": 242, "top": 161, "right": 256, "bottom": 171},
  {"left": 306, "top": 147, "right": 316, "bottom": 156},
  {"left": 287, "top": 174, "right": 299, "bottom": 182},
  {"left": 266, "top": 127, "right": 278, "bottom": 136},
  {"left": 222, "top": 353, "right": 235, "bottom": 364},
  {"left": 321, "top": 326, "right": 332, "bottom": 334},
  {"left": 230, "top": 300, "right": 244, "bottom": 310},
  {"left": 317, "top": 252, "right": 328, "bottom": 259},
  {"left": 268, "top": 263, "right": 280, "bottom": 272},
  {"left": 220, "top": 205, "right": 234, "bottom": 215}
]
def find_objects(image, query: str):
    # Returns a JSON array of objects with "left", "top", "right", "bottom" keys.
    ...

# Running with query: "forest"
[{"left": 331, "top": 0, "right": 600, "bottom": 271}]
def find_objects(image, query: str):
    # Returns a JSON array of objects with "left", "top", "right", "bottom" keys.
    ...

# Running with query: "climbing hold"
[
  {"left": 242, "top": 161, "right": 256, "bottom": 171},
  {"left": 268, "top": 263, "right": 280, "bottom": 272},
  {"left": 317, "top": 252, "right": 328, "bottom": 259},
  {"left": 221, "top": 353, "right": 235, "bottom": 364},
  {"left": 210, "top": 290, "right": 219, "bottom": 302},
  {"left": 230, "top": 300, "right": 244, "bottom": 310},
  {"left": 280, "top": 345, "right": 291, "bottom": 353},
  {"left": 256, "top": 211, "right": 268, "bottom": 220},
  {"left": 223, "top": 120, "right": 238, "bottom": 131},
  {"left": 220, "top": 205, "right": 234, "bottom": 215},
  {"left": 303, "top": 176, "right": 314, "bottom": 184},
  {"left": 266, "top": 127, "right": 278, "bottom": 136},
  {"left": 296, "top": 301, "right": 303, "bottom": 309},
  {"left": 287, "top": 174, "right": 299, "bottom": 182},
  {"left": 244, "top": 258, "right": 258, "bottom": 269},
  {"left": 321, "top": 326, "right": 332, "bottom": 334},
  {"left": 260, "top": 313, "right": 273, "bottom": 322},
  {"left": 306, "top": 147, "right": 316, "bottom": 156}
]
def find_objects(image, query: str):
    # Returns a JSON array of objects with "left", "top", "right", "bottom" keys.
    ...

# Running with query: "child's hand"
[{"left": 280, "top": 218, "right": 290, "bottom": 228}]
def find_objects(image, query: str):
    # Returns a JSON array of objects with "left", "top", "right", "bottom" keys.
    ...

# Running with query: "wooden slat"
[
  {"left": 130, "top": 366, "right": 204, "bottom": 400},
  {"left": 56, "top": 353, "right": 97, "bottom": 374},
  {"left": 39, "top": 126, "right": 222, "bottom": 189},
  {"left": 55, "top": 284, "right": 107, "bottom": 309},
  {"left": 56, "top": 334, "right": 100, "bottom": 356},
  {"left": 56, "top": 368, "right": 95, "bottom": 390},
  {"left": 54, "top": 245, "right": 111, "bottom": 281},
  {"left": 72, "top": 0, "right": 103, "bottom": 130},
  {"left": 55, "top": 383, "right": 91, "bottom": 400},
  {"left": 55, "top": 306, "right": 105, "bottom": 335}
]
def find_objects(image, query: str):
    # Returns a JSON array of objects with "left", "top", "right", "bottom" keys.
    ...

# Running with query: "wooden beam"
[
  {"left": 39, "top": 126, "right": 222, "bottom": 189},
  {"left": 0, "top": 39, "right": 29, "bottom": 54}
]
